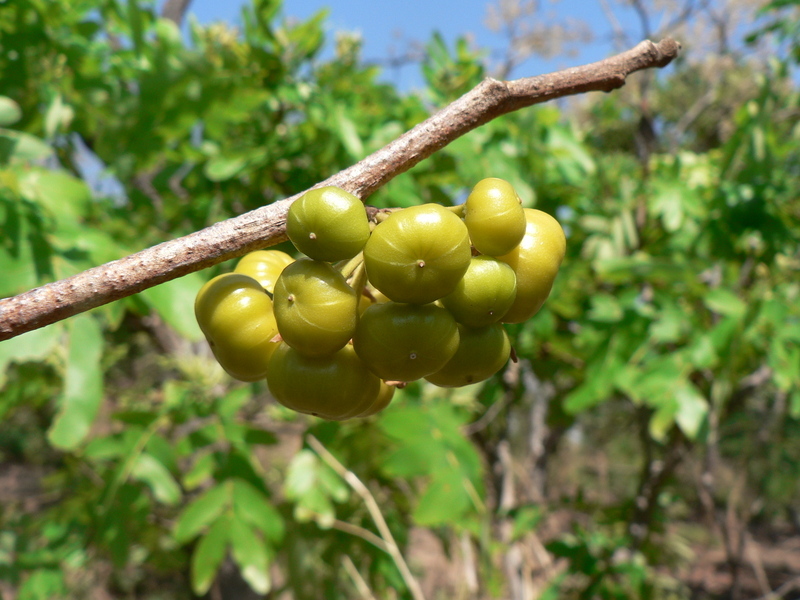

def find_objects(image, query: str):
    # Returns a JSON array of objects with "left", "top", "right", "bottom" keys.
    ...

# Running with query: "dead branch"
[{"left": 0, "top": 38, "right": 680, "bottom": 341}]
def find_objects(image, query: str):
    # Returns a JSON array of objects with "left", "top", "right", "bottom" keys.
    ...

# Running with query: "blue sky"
[{"left": 180, "top": 0, "right": 648, "bottom": 90}]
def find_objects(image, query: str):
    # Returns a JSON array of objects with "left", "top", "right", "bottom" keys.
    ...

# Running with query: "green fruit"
[
  {"left": 353, "top": 301, "right": 459, "bottom": 381},
  {"left": 267, "top": 343, "right": 380, "bottom": 420},
  {"left": 363, "top": 203, "right": 471, "bottom": 304},
  {"left": 497, "top": 208, "right": 566, "bottom": 323},
  {"left": 357, "top": 381, "right": 396, "bottom": 418},
  {"left": 464, "top": 177, "right": 526, "bottom": 256},
  {"left": 234, "top": 249, "right": 294, "bottom": 293},
  {"left": 194, "top": 273, "right": 279, "bottom": 382},
  {"left": 286, "top": 186, "right": 371, "bottom": 261},
  {"left": 425, "top": 323, "right": 510, "bottom": 388},
  {"left": 273, "top": 258, "right": 358, "bottom": 357},
  {"left": 441, "top": 256, "right": 517, "bottom": 327}
]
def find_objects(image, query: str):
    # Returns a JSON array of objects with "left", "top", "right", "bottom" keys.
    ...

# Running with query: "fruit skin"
[
  {"left": 195, "top": 273, "right": 279, "bottom": 382},
  {"left": 357, "top": 380, "right": 396, "bottom": 418},
  {"left": 497, "top": 208, "right": 566, "bottom": 323},
  {"left": 441, "top": 255, "right": 517, "bottom": 327},
  {"left": 464, "top": 178, "right": 527, "bottom": 256},
  {"left": 267, "top": 343, "right": 380, "bottom": 420},
  {"left": 234, "top": 250, "right": 294, "bottom": 293},
  {"left": 286, "top": 186, "right": 371, "bottom": 262},
  {"left": 353, "top": 301, "right": 459, "bottom": 382},
  {"left": 425, "top": 323, "right": 511, "bottom": 388},
  {"left": 272, "top": 258, "right": 358, "bottom": 357},
  {"left": 363, "top": 203, "right": 471, "bottom": 305}
]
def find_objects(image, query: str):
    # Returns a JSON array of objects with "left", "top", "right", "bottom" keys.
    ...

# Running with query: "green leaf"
[
  {"left": 0, "top": 96, "right": 21, "bottom": 126},
  {"left": 232, "top": 479, "right": 284, "bottom": 543},
  {"left": 130, "top": 452, "right": 182, "bottom": 506},
  {"left": 587, "top": 294, "right": 624, "bottom": 323},
  {"left": 413, "top": 469, "right": 471, "bottom": 526},
  {"left": 140, "top": 273, "right": 204, "bottom": 341},
  {"left": 333, "top": 105, "right": 364, "bottom": 160},
  {"left": 229, "top": 516, "right": 271, "bottom": 594},
  {"left": 0, "top": 129, "right": 52, "bottom": 163},
  {"left": 285, "top": 449, "right": 348, "bottom": 526},
  {"left": 674, "top": 383, "right": 708, "bottom": 440},
  {"left": 183, "top": 452, "right": 216, "bottom": 491},
  {"left": 0, "top": 325, "right": 61, "bottom": 387},
  {"left": 204, "top": 155, "right": 248, "bottom": 181},
  {"left": 47, "top": 315, "right": 104, "bottom": 450},
  {"left": 704, "top": 288, "right": 746, "bottom": 318},
  {"left": 17, "top": 568, "right": 66, "bottom": 600},
  {"left": 44, "top": 94, "right": 74, "bottom": 138},
  {"left": 191, "top": 516, "right": 230, "bottom": 596},
  {"left": 174, "top": 483, "right": 230, "bottom": 543}
]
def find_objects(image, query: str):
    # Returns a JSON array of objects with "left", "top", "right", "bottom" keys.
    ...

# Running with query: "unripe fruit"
[
  {"left": 441, "top": 256, "right": 517, "bottom": 327},
  {"left": 267, "top": 343, "right": 380, "bottom": 420},
  {"left": 464, "top": 178, "right": 526, "bottom": 256},
  {"left": 287, "top": 186, "right": 371, "bottom": 261},
  {"left": 425, "top": 323, "right": 511, "bottom": 388},
  {"left": 273, "top": 259, "right": 358, "bottom": 357},
  {"left": 234, "top": 250, "right": 294, "bottom": 293},
  {"left": 364, "top": 204, "right": 471, "bottom": 304},
  {"left": 195, "top": 273, "right": 279, "bottom": 382},
  {"left": 497, "top": 208, "right": 566, "bottom": 323},
  {"left": 357, "top": 381, "right": 396, "bottom": 418},
  {"left": 353, "top": 301, "right": 459, "bottom": 382}
]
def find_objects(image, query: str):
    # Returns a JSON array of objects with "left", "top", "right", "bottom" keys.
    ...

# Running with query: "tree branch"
[{"left": 0, "top": 38, "right": 680, "bottom": 341}]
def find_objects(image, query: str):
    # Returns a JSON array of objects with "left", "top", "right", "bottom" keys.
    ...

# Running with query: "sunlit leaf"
[
  {"left": 47, "top": 315, "right": 104, "bottom": 450},
  {"left": 0, "top": 96, "right": 22, "bottom": 126},
  {"left": 229, "top": 515, "right": 271, "bottom": 594},
  {"left": 174, "top": 483, "right": 230, "bottom": 544},
  {"left": 191, "top": 516, "right": 230, "bottom": 596},
  {"left": 131, "top": 452, "right": 182, "bottom": 506}
]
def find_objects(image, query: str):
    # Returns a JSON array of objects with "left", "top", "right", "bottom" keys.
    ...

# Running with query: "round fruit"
[
  {"left": 363, "top": 204, "right": 471, "bottom": 304},
  {"left": 272, "top": 258, "right": 358, "bottom": 357},
  {"left": 353, "top": 301, "right": 459, "bottom": 382},
  {"left": 234, "top": 249, "right": 294, "bottom": 293},
  {"left": 441, "top": 256, "right": 517, "bottom": 327},
  {"left": 195, "top": 273, "right": 280, "bottom": 382},
  {"left": 464, "top": 178, "right": 527, "bottom": 256},
  {"left": 425, "top": 323, "right": 511, "bottom": 388},
  {"left": 357, "top": 381, "right": 396, "bottom": 418},
  {"left": 267, "top": 343, "right": 380, "bottom": 420},
  {"left": 286, "top": 186, "right": 371, "bottom": 262},
  {"left": 497, "top": 208, "right": 566, "bottom": 323}
]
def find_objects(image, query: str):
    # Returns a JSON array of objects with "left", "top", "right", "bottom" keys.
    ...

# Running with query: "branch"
[
  {"left": 0, "top": 38, "right": 680, "bottom": 341},
  {"left": 307, "top": 435, "right": 427, "bottom": 600},
  {"left": 161, "top": 0, "right": 193, "bottom": 26}
]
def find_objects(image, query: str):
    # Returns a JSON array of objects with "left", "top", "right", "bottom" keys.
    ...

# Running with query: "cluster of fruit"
[{"left": 194, "top": 178, "right": 566, "bottom": 420}]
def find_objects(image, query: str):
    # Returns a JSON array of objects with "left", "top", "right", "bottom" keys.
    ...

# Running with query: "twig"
[
  {"left": 755, "top": 574, "right": 800, "bottom": 600},
  {"left": 342, "top": 554, "right": 378, "bottom": 600},
  {"left": 0, "top": 38, "right": 680, "bottom": 342},
  {"left": 307, "top": 435, "right": 427, "bottom": 600}
]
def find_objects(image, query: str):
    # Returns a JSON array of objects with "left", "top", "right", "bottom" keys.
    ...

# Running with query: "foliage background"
[{"left": 1, "top": 0, "right": 800, "bottom": 598}]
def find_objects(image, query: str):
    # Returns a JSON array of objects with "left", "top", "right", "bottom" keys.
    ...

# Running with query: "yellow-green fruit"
[
  {"left": 441, "top": 256, "right": 517, "bottom": 327},
  {"left": 267, "top": 343, "right": 380, "bottom": 420},
  {"left": 194, "top": 273, "right": 279, "bottom": 382},
  {"left": 353, "top": 301, "right": 459, "bottom": 382},
  {"left": 234, "top": 249, "right": 294, "bottom": 293},
  {"left": 357, "top": 381, "right": 396, "bottom": 417},
  {"left": 363, "top": 204, "right": 471, "bottom": 304},
  {"left": 497, "top": 208, "right": 566, "bottom": 323},
  {"left": 286, "top": 186, "right": 371, "bottom": 261},
  {"left": 425, "top": 323, "right": 511, "bottom": 388},
  {"left": 272, "top": 259, "right": 358, "bottom": 357},
  {"left": 464, "top": 178, "right": 527, "bottom": 256}
]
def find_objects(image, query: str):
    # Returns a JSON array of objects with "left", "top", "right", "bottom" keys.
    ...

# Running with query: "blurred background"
[{"left": 1, "top": 0, "right": 799, "bottom": 598}]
